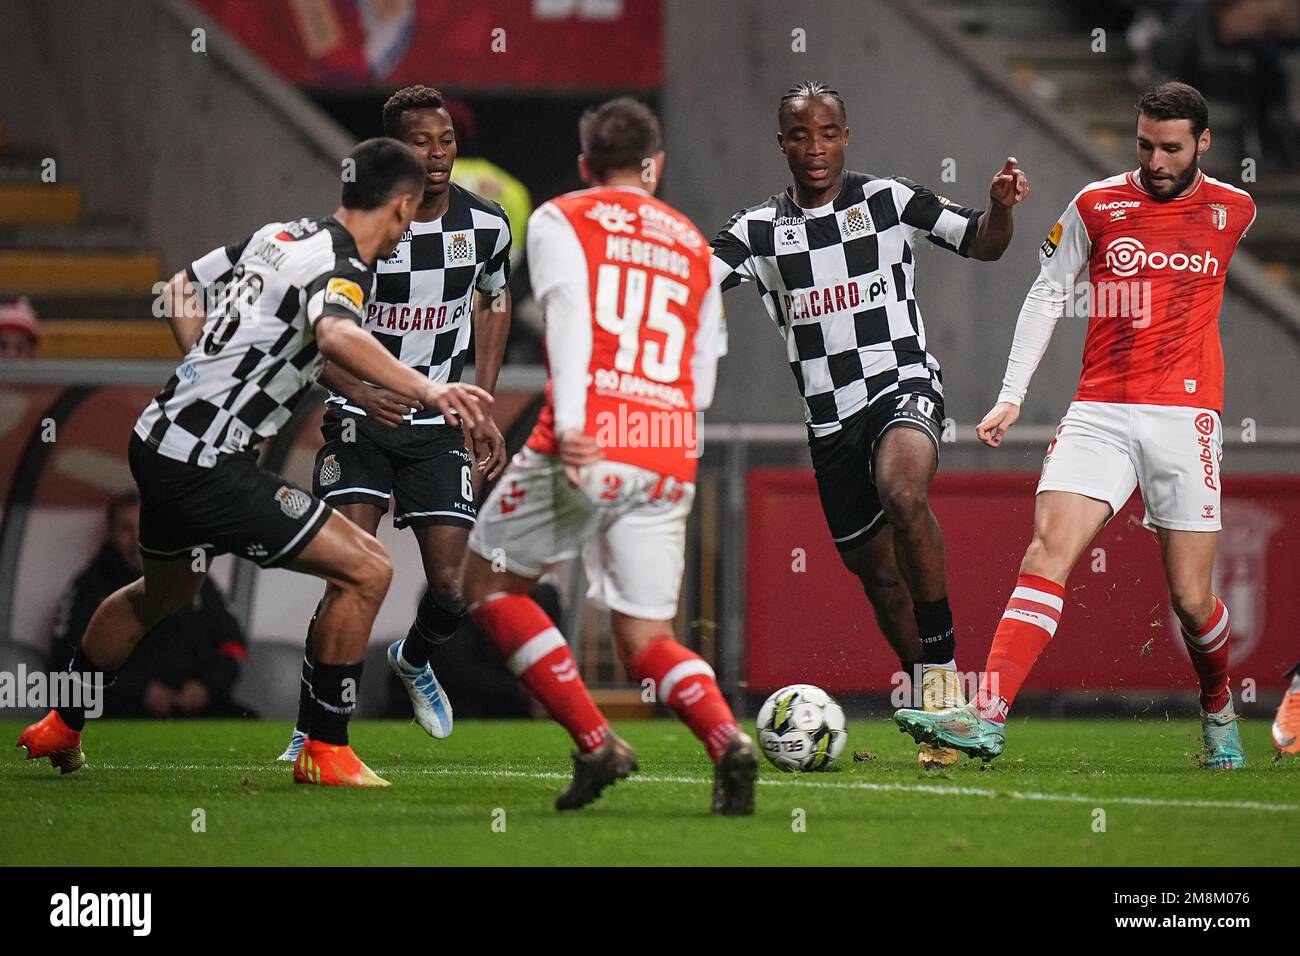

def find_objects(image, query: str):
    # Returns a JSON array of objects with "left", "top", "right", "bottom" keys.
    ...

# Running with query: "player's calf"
[{"left": 623, "top": 633, "right": 755, "bottom": 815}]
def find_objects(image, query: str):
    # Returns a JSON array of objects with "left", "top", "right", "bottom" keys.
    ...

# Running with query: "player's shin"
[
  {"left": 972, "top": 573, "right": 1064, "bottom": 723},
  {"left": 55, "top": 644, "right": 117, "bottom": 733},
  {"left": 632, "top": 637, "right": 739, "bottom": 759},
  {"left": 307, "top": 661, "right": 363, "bottom": 746},
  {"left": 469, "top": 592, "right": 610, "bottom": 752},
  {"left": 1180, "top": 596, "right": 1231, "bottom": 714},
  {"left": 399, "top": 590, "right": 463, "bottom": 668}
]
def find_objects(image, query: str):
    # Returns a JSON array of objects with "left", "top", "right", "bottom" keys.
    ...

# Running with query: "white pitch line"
[{"left": 82, "top": 762, "right": 1300, "bottom": 814}]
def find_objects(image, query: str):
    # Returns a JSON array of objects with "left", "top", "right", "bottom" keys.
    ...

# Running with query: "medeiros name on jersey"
[{"left": 324, "top": 277, "right": 365, "bottom": 318}]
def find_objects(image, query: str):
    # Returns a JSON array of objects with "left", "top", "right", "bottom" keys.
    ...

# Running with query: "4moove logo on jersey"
[{"left": 50, "top": 886, "right": 151, "bottom": 936}]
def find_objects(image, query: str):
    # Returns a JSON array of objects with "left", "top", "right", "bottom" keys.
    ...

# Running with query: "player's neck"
[
  {"left": 791, "top": 173, "right": 843, "bottom": 210},
  {"left": 415, "top": 189, "right": 451, "bottom": 222},
  {"left": 332, "top": 207, "right": 385, "bottom": 265},
  {"left": 593, "top": 173, "right": 652, "bottom": 194}
]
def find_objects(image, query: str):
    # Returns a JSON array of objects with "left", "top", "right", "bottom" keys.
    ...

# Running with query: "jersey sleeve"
[
  {"left": 185, "top": 221, "right": 281, "bottom": 285},
  {"left": 710, "top": 211, "right": 757, "bottom": 292},
  {"left": 892, "top": 177, "right": 983, "bottom": 256},
  {"left": 691, "top": 273, "right": 728, "bottom": 412},
  {"left": 304, "top": 258, "right": 374, "bottom": 328},
  {"left": 186, "top": 235, "right": 253, "bottom": 285},
  {"left": 527, "top": 202, "right": 593, "bottom": 435},
  {"left": 995, "top": 195, "right": 1092, "bottom": 406},
  {"left": 475, "top": 205, "right": 513, "bottom": 294},
  {"left": 1036, "top": 195, "right": 1091, "bottom": 292}
]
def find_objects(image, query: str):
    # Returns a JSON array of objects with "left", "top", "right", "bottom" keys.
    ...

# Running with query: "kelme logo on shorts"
[
  {"left": 319, "top": 454, "right": 341, "bottom": 487},
  {"left": 275, "top": 486, "right": 312, "bottom": 519}
]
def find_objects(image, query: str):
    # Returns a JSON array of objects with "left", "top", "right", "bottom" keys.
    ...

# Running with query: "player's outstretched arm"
[
  {"left": 318, "top": 362, "right": 415, "bottom": 429},
  {"left": 966, "top": 157, "right": 1030, "bottom": 261},
  {"left": 316, "top": 316, "right": 492, "bottom": 429}
]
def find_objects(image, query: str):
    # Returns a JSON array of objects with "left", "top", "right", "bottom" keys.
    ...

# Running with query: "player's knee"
[
  {"left": 352, "top": 545, "right": 393, "bottom": 604},
  {"left": 1168, "top": 582, "right": 1213, "bottom": 630},
  {"left": 427, "top": 565, "right": 464, "bottom": 614},
  {"left": 131, "top": 574, "right": 202, "bottom": 626},
  {"left": 878, "top": 483, "right": 930, "bottom": 528},
  {"left": 1021, "top": 534, "right": 1070, "bottom": 581}
]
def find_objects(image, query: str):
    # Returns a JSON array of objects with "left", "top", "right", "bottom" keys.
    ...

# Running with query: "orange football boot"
[
  {"left": 17, "top": 710, "right": 84, "bottom": 774},
  {"left": 1272, "top": 669, "right": 1300, "bottom": 755},
  {"left": 293, "top": 739, "right": 390, "bottom": 788}
]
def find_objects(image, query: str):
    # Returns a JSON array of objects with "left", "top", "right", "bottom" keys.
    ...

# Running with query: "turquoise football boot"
[
  {"left": 1200, "top": 693, "right": 1245, "bottom": 769},
  {"left": 894, "top": 705, "right": 1005, "bottom": 761}
]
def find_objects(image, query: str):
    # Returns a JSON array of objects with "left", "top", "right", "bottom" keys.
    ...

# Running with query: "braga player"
[{"left": 896, "top": 83, "right": 1257, "bottom": 769}]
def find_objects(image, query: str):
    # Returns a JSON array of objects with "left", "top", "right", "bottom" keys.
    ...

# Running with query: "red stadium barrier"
[{"left": 746, "top": 469, "right": 1299, "bottom": 696}]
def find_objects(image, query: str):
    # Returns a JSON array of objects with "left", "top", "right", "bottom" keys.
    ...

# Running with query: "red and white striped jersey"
[
  {"left": 1040, "top": 170, "right": 1255, "bottom": 412},
  {"left": 525, "top": 185, "right": 725, "bottom": 482}
]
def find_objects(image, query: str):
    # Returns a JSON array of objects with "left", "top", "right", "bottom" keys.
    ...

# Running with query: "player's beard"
[{"left": 1141, "top": 153, "right": 1199, "bottom": 201}]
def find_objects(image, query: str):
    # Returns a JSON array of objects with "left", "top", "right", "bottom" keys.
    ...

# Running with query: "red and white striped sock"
[
  {"left": 1181, "top": 597, "right": 1231, "bottom": 714},
  {"left": 633, "top": 637, "right": 739, "bottom": 760},
  {"left": 972, "top": 573, "right": 1065, "bottom": 724},
  {"left": 470, "top": 593, "right": 609, "bottom": 752}
]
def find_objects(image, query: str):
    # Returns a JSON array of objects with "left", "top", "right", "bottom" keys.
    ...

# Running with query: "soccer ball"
[{"left": 756, "top": 683, "right": 847, "bottom": 772}]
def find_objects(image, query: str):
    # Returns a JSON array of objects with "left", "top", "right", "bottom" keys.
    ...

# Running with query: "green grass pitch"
[{"left": 2, "top": 718, "right": 1295, "bottom": 866}]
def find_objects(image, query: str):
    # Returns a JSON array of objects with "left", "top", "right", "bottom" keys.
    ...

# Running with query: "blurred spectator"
[
  {"left": 445, "top": 99, "right": 533, "bottom": 270},
  {"left": 1127, "top": 1, "right": 1300, "bottom": 167},
  {"left": 444, "top": 98, "right": 546, "bottom": 363},
  {"left": 1215, "top": 0, "right": 1300, "bottom": 166},
  {"left": 0, "top": 297, "right": 40, "bottom": 359},
  {"left": 50, "top": 491, "right": 253, "bottom": 718}
]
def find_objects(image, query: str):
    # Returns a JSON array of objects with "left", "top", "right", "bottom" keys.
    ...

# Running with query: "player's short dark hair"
[
  {"left": 382, "top": 84, "right": 446, "bottom": 139},
  {"left": 340, "top": 137, "right": 426, "bottom": 211},
  {"left": 1136, "top": 81, "right": 1208, "bottom": 139},
  {"left": 779, "top": 81, "right": 847, "bottom": 123},
  {"left": 579, "top": 97, "right": 661, "bottom": 179}
]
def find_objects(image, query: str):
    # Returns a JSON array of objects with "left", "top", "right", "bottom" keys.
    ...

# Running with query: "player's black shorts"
[
  {"left": 314, "top": 408, "right": 476, "bottom": 530},
  {"left": 807, "top": 388, "right": 944, "bottom": 552},
  {"left": 128, "top": 432, "right": 331, "bottom": 568}
]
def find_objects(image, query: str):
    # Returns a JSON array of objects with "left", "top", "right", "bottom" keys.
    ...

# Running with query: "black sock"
[
  {"left": 913, "top": 597, "right": 956, "bottom": 665},
  {"left": 899, "top": 658, "right": 924, "bottom": 709},
  {"left": 308, "top": 661, "right": 363, "bottom": 745},
  {"left": 399, "top": 591, "right": 464, "bottom": 669},
  {"left": 294, "top": 638, "right": 314, "bottom": 737},
  {"left": 57, "top": 646, "right": 115, "bottom": 733}
]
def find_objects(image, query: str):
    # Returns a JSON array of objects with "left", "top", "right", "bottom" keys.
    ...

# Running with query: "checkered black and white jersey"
[
  {"left": 327, "top": 182, "right": 511, "bottom": 425},
  {"left": 135, "top": 216, "right": 373, "bottom": 467},
  {"left": 712, "top": 171, "right": 982, "bottom": 435}
]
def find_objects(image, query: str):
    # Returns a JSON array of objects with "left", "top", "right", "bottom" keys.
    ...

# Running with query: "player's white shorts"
[
  {"left": 1037, "top": 401, "right": 1222, "bottom": 532},
  {"left": 468, "top": 446, "right": 695, "bottom": 620}
]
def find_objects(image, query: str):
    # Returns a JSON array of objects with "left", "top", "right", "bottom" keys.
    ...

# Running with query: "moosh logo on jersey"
[
  {"left": 1104, "top": 237, "right": 1220, "bottom": 277},
  {"left": 585, "top": 201, "right": 637, "bottom": 234}
]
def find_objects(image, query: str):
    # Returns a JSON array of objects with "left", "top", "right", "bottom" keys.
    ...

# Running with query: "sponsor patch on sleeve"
[
  {"left": 323, "top": 277, "right": 364, "bottom": 317},
  {"left": 1041, "top": 221, "right": 1062, "bottom": 258}
]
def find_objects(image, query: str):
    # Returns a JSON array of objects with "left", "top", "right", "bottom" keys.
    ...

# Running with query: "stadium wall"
[
  {"left": 0, "top": 0, "right": 354, "bottom": 276},
  {"left": 661, "top": 0, "right": 1300, "bottom": 449}
]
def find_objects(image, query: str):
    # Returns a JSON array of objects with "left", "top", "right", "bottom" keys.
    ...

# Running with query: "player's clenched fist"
[
  {"left": 989, "top": 157, "right": 1029, "bottom": 207},
  {"left": 422, "top": 381, "right": 493, "bottom": 429},
  {"left": 976, "top": 401, "right": 1020, "bottom": 448}
]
